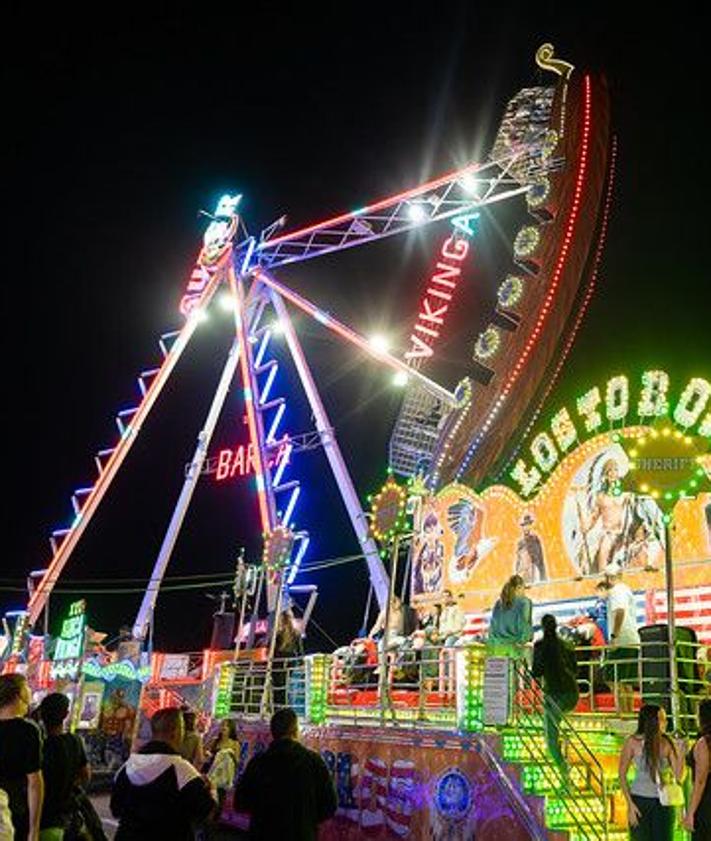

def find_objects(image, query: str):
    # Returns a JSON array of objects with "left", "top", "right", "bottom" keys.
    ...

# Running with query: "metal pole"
[
  {"left": 267, "top": 286, "right": 390, "bottom": 608},
  {"left": 664, "top": 518, "right": 681, "bottom": 730},
  {"left": 132, "top": 337, "right": 243, "bottom": 640},
  {"left": 378, "top": 535, "right": 400, "bottom": 723},
  {"left": 262, "top": 572, "right": 286, "bottom": 716},
  {"left": 247, "top": 567, "right": 265, "bottom": 650}
]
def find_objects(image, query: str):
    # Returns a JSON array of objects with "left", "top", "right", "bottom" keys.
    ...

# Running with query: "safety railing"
[
  {"left": 511, "top": 658, "right": 609, "bottom": 841},
  {"left": 323, "top": 641, "right": 460, "bottom": 727},
  {"left": 572, "top": 637, "right": 708, "bottom": 733},
  {"left": 223, "top": 655, "right": 307, "bottom": 719}
]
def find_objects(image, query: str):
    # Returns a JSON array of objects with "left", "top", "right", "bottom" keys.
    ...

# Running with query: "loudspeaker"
[
  {"left": 639, "top": 623, "right": 699, "bottom": 727},
  {"left": 210, "top": 611, "right": 236, "bottom": 650}
]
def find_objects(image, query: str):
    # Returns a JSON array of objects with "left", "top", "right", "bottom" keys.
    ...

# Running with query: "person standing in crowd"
[
  {"left": 0, "top": 674, "right": 43, "bottom": 841},
  {"left": 179, "top": 710, "right": 204, "bottom": 771},
  {"left": 602, "top": 562, "right": 640, "bottom": 715},
  {"left": 273, "top": 607, "right": 304, "bottom": 709},
  {"left": 38, "top": 693, "right": 92, "bottom": 841},
  {"left": 234, "top": 707, "right": 336, "bottom": 841},
  {"left": 111, "top": 707, "right": 216, "bottom": 841},
  {"left": 488, "top": 575, "right": 533, "bottom": 657},
  {"left": 438, "top": 590, "right": 466, "bottom": 647},
  {"left": 206, "top": 720, "right": 238, "bottom": 813},
  {"left": 683, "top": 699, "right": 711, "bottom": 837},
  {"left": 618, "top": 704, "right": 684, "bottom": 840},
  {"left": 532, "top": 615, "right": 579, "bottom": 775}
]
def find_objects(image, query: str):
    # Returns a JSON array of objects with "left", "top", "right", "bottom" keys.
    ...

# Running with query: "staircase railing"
[
  {"left": 511, "top": 659, "right": 609, "bottom": 841},
  {"left": 476, "top": 735, "right": 548, "bottom": 841}
]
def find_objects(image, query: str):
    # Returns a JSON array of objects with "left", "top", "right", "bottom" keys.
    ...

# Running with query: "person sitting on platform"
[
  {"left": 438, "top": 590, "right": 466, "bottom": 647},
  {"left": 368, "top": 595, "right": 405, "bottom": 650},
  {"left": 487, "top": 575, "right": 533, "bottom": 659}
]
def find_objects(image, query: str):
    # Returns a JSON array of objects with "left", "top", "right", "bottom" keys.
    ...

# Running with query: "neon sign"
[
  {"left": 215, "top": 438, "right": 290, "bottom": 482},
  {"left": 179, "top": 193, "right": 241, "bottom": 317},
  {"left": 510, "top": 371, "right": 711, "bottom": 496},
  {"left": 53, "top": 600, "right": 87, "bottom": 662},
  {"left": 404, "top": 217, "right": 478, "bottom": 369}
]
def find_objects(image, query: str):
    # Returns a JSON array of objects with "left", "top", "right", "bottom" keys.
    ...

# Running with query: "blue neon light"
[
  {"left": 282, "top": 485, "right": 301, "bottom": 528},
  {"left": 287, "top": 535, "right": 310, "bottom": 584},
  {"left": 260, "top": 364, "right": 279, "bottom": 405},
  {"left": 254, "top": 330, "right": 272, "bottom": 368},
  {"left": 273, "top": 442, "right": 292, "bottom": 486},
  {"left": 266, "top": 402, "right": 286, "bottom": 443}
]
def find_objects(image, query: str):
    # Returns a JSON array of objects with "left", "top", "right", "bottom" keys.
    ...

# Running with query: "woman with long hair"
[
  {"left": 273, "top": 608, "right": 304, "bottom": 709},
  {"left": 618, "top": 704, "right": 684, "bottom": 839},
  {"left": 206, "top": 718, "right": 239, "bottom": 814},
  {"left": 531, "top": 615, "right": 579, "bottom": 772},
  {"left": 488, "top": 575, "right": 533, "bottom": 657},
  {"left": 683, "top": 699, "right": 711, "bottom": 837}
]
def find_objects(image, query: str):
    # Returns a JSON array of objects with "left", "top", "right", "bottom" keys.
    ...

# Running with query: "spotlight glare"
[
  {"left": 460, "top": 173, "right": 480, "bottom": 195},
  {"left": 407, "top": 202, "right": 428, "bottom": 224},
  {"left": 189, "top": 308, "right": 209, "bottom": 324},
  {"left": 393, "top": 371, "right": 409, "bottom": 387},
  {"left": 271, "top": 319, "right": 285, "bottom": 335},
  {"left": 369, "top": 334, "right": 391, "bottom": 354},
  {"left": 218, "top": 291, "right": 235, "bottom": 312}
]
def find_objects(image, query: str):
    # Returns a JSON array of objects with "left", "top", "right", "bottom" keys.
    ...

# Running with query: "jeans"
[
  {"left": 543, "top": 691, "right": 578, "bottom": 768},
  {"left": 629, "top": 795, "right": 672, "bottom": 840}
]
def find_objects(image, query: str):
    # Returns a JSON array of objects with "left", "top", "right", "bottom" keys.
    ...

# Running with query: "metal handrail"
[
  {"left": 571, "top": 638, "right": 708, "bottom": 732},
  {"left": 477, "top": 735, "right": 548, "bottom": 841},
  {"left": 512, "top": 659, "right": 609, "bottom": 841}
]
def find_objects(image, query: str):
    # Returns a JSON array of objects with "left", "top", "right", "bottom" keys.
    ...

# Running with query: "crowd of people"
[{"left": 1, "top": 672, "right": 336, "bottom": 841}]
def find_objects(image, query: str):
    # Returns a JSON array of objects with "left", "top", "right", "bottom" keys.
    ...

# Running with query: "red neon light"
[
  {"left": 214, "top": 439, "right": 290, "bottom": 482},
  {"left": 405, "top": 235, "right": 470, "bottom": 369},
  {"left": 501, "top": 76, "right": 593, "bottom": 402},
  {"left": 261, "top": 162, "right": 483, "bottom": 249}
]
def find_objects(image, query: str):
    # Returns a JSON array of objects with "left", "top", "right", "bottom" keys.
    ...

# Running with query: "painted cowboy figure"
[{"left": 515, "top": 513, "right": 547, "bottom": 584}]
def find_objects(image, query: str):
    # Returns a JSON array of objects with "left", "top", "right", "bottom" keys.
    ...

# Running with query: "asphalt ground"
[{"left": 91, "top": 792, "right": 248, "bottom": 839}]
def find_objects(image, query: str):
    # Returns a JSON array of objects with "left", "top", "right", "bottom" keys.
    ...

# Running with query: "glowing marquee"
[
  {"left": 404, "top": 214, "right": 479, "bottom": 368},
  {"left": 215, "top": 438, "right": 290, "bottom": 482},
  {"left": 511, "top": 370, "right": 711, "bottom": 496},
  {"left": 179, "top": 193, "right": 241, "bottom": 317}
]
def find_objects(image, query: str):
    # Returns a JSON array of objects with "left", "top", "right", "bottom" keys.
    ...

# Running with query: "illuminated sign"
[
  {"left": 53, "top": 600, "right": 87, "bottom": 662},
  {"left": 511, "top": 371, "right": 711, "bottom": 496},
  {"left": 179, "top": 193, "right": 241, "bottom": 317},
  {"left": 215, "top": 438, "right": 290, "bottom": 482},
  {"left": 404, "top": 219, "right": 478, "bottom": 369}
]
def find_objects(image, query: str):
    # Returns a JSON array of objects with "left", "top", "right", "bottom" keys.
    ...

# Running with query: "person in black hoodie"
[
  {"left": 111, "top": 707, "right": 216, "bottom": 841},
  {"left": 234, "top": 707, "right": 336, "bottom": 841},
  {"left": 532, "top": 614, "right": 579, "bottom": 774}
]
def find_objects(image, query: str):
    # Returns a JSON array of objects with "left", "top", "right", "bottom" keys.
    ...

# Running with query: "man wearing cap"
[
  {"left": 602, "top": 562, "right": 640, "bottom": 714},
  {"left": 515, "top": 513, "right": 547, "bottom": 584}
]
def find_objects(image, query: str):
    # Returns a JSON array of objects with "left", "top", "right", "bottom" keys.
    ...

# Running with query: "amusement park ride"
[{"left": 4, "top": 44, "right": 710, "bottom": 840}]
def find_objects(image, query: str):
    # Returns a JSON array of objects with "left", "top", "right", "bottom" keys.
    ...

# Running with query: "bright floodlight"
[
  {"left": 271, "top": 319, "right": 286, "bottom": 335},
  {"left": 189, "top": 308, "right": 209, "bottom": 324},
  {"left": 407, "top": 202, "right": 428, "bottom": 224},
  {"left": 393, "top": 371, "right": 409, "bottom": 387},
  {"left": 218, "top": 291, "right": 235, "bottom": 312},
  {"left": 369, "top": 334, "right": 391, "bottom": 354},
  {"left": 460, "top": 173, "right": 480, "bottom": 195}
]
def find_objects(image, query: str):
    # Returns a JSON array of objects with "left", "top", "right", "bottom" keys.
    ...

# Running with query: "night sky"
[{"left": 4, "top": 6, "right": 708, "bottom": 652}]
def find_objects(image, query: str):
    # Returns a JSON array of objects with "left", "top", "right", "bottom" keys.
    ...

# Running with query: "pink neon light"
[
  {"left": 28, "top": 270, "right": 223, "bottom": 624},
  {"left": 501, "top": 76, "right": 593, "bottom": 403},
  {"left": 260, "top": 162, "right": 483, "bottom": 249},
  {"left": 214, "top": 439, "right": 290, "bottom": 482},
  {"left": 405, "top": 234, "right": 470, "bottom": 368},
  {"left": 231, "top": 271, "right": 273, "bottom": 531},
  {"left": 501, "top": 134, "right": 617, "bottom": 475}
]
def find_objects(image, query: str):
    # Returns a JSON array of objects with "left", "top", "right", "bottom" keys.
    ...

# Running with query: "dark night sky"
[{"left": 3, "top": 5, "right": 708, "bottom": 651}]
